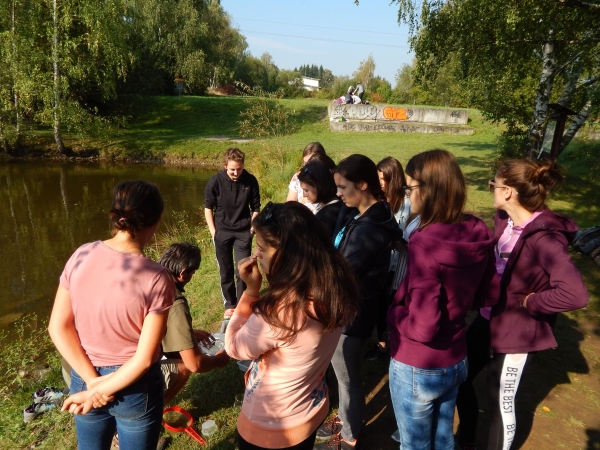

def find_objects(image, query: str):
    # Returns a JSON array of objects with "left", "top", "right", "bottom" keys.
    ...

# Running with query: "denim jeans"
[
  {"left": 389, "top": 357, "right": 468, "bottom": 450},
  {"left": 70, "top": 361, "right": 164, "bottom": 450},
  {"left": 330, "top": 334, "right": 367, "bottom": 441}
]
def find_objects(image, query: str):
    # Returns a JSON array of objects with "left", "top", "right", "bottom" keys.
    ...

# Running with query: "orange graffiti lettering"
[{"left": 383, "top": 106, "right": 409, "bottom": 121}]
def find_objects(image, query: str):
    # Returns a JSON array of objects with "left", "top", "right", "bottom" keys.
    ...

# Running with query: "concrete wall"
[
  {"left": 328, "top": 103, "right": 469, "bottom": 125},
  {"left": 330, "top": 121, "right": 474, "bottom": 135}
]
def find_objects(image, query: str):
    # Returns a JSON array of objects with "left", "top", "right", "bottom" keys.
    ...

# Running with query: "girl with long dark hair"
[
  {"left": 225, "top": 202, "right": 358, "bottom": 450},
  {"left": 297, "top": 159, "right": 342, "bottom": 237},
  {"left": 314, "top": 154, "right": 402, "bottom": 450}
]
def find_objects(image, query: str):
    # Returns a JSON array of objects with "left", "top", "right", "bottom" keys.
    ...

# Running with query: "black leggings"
[
  {"left": 237, "top": 429, "right": 318, "bottom": 450},
  {"left": 487, "top": 352, "right": 531, "bottom": 450},
  {"left": 456, "top": 314, "right": 492, "bottom": 445}
]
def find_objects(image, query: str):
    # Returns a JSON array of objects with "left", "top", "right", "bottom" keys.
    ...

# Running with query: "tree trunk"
[
  {"left": 12, "top": 0, "right": 21, "bottom": 147},
  {"left": 52, "top": 0, "right": 66, "bottom": 155},
  {"left": 560, "top": 99, "right": 593, "bottom": 153},
  {"left": 526, "top": 35, "right": 555, "bottom": 159},
  {"left": 0, "top": 116, "right": 8, "bottom": 153},
  {"left": 557, "top": 61, "right": 582, "bottom": 107}
]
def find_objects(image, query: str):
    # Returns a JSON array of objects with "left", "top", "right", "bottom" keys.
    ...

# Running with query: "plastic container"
[
  {"left": 198, "top": 333, "right": 225, "bottom": 356},
  {"left": 201, "top": 419, "right": 218, "bottom": 437}
]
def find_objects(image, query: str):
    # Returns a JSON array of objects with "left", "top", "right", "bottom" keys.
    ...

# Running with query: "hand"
[
  {"left": 194, "top": 329, "right": 211, "bottom": 342},
  {"left": 213, "top": 350, "right": 231, "bottom": 369},
  {"left": 522, "top": 292, "right": 535, "bottom": 308},
  {"left": 62, "top": 390, "right": 95, "bottom": 415},
  {"left": 210, "top": 228, "right": 216, "bottom": 238},
  {"left": 238, "top": 256, "right": 262, "bottom": 296}
]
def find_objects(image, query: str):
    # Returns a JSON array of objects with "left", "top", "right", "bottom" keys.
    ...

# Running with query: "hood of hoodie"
[
  {"left": 410, "top": 214, "right": 494, "bottom": 268},
  {"left": 497, "top": 209, "right": 578, "bottom": 243},
  {"left": 354, "top": 201, "right": 405, "bottom": 242}
]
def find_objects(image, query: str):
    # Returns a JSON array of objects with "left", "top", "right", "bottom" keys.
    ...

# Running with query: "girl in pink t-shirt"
[
  {"left": 225, "top": 202, "right": 358, "bottom": 450},
  {"left": 48, "top": 180, "right": 174, "bottom": 450}
]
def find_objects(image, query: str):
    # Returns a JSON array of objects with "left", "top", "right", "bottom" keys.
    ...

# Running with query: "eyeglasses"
[
  {"left": 488, "top": 179, "right": 510, "bottom": 191},
  {"left": 402, "top": 184, "right": 423, "bottom": 197}
]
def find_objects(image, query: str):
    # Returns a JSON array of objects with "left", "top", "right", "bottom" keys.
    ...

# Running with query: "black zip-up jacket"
[
  {"left": 334, "top": 201, "right": 405, "bottom": 338},
  {"left": 204, "top": 169, "right": 261, "bottom": 232}
]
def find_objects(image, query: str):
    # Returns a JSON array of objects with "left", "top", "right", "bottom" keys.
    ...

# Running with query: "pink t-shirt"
[
  {"left": 59, "top": 241, "right": 174, "bottom": 366},
  {"left": 225, "top": 293, "right": 341, "bottom": 448}
]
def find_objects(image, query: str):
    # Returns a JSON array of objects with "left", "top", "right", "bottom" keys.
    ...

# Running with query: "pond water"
[{"left": 0, "top": 161, "right": 216, "bottom": 333}]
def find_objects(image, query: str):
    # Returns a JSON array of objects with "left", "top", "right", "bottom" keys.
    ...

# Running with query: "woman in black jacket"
[{"left": 314, "top": 154, "right": 403, "bottom": 450}]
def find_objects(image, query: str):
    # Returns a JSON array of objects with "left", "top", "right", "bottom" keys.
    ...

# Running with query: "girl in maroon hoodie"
[
  {"left": 456, "top": 159, "right": 589, "bottom": 450},
  {"left": 388, "top": 149, "right": 500, "bottom": 450}
]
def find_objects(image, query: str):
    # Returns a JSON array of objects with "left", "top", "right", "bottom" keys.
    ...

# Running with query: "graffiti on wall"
[
  {"left": 331, "top": 104, "right": 379, "bottom": 120},
  {"left": 450, "top": 111, "right": 462, "bottom": 118},
  {"left": 382, "top": 107, "right": 413, "bottom": 121}
]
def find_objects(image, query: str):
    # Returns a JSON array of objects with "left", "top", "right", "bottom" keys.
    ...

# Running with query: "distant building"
[{"left": 301, "top": 76, "right": 320, "bottom": 91}]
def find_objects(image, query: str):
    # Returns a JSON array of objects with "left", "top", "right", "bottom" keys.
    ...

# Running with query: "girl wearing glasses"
[
  {"left": 225, "top": 202, "right": 358, "bottom": 450},
  {"left": 388, "top": 149, "right": 500, "bottom": 450},
  {"left": 456, "top": 159, "right": 588, "bottom": 450}
]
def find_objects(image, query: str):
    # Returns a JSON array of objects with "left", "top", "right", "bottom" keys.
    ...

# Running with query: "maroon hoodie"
[
  {"left": 388, "top": 215, "right": 500, "bottom": 369},
  {"left": 490, "top": 209, "right": 589, "bottom": 354}
]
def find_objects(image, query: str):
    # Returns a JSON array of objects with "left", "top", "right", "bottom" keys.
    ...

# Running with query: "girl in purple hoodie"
[
  {"left": 388, "top": 149, "right": 500, "bottom": 450},
  {"left": 456, "top": 159, "right": 588, "bottom": 450}
]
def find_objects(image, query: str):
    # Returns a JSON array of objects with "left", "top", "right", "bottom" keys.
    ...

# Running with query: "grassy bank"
[{"left": 1, "top": 96, "right": 599, "bottom": 449}]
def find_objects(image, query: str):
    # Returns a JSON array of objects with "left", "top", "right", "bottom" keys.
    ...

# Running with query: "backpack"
[
  {"left": 573, "top": 226, "right": 600, "bottom": 254},
  {"left": 573, "top": 225, "right": 600, "bottom": 266}
]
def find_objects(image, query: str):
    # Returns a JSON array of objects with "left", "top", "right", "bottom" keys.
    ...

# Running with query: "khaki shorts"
[{"left": 160, "top": 359, "right": 180, "bottom": 391}]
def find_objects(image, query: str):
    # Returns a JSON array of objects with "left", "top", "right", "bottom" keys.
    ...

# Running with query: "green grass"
[{"left": 2, "top": 95, "right": 600, "bottom": 449}]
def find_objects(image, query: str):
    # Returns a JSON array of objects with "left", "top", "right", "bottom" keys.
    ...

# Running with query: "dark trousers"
[
  {"left": 213, "top": 229, "right": 252, "bottom": 309},
  {"left": 486, "top": 352, "right": 531, "bottom": 450},
  {"left": 237, "top": 429, "right": 317, "bottom": 450},
  {"left": 456, "top": 314, "right": 492, "bottom": 445}
]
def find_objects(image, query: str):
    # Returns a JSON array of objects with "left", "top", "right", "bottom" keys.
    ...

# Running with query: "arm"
[
  {"left": 525, "top": 233, "right": 589, "bottom": 315},
  {"left": 473, "top": 248, "right": 501, "bottom": 309},
  {"left": 179, "top": 347, "right": 230, "bottom": 373},
  {"left": 48, "top": 286, "right": 99, "bottom": 384},
  {"left": 286, "top": 189, "right": 298, "bottom": 202},
  {"left": 204, "top": 208, "right": 216, "bottom": 238},
  {"left": 63, "top": 311, "right": 168, "bottom": 414},
  {"left": 390, "top": 246, "right": 443, "bottom": 344},
  {"left": 340, "top": 223, "right": 386, "bottom": 277}
]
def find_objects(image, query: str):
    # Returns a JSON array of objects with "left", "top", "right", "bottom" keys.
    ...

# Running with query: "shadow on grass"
[{"left": 586, "top": 429, "right": 600, "bottom": 449}]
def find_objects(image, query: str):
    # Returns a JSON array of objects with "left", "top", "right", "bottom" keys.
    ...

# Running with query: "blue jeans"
[
  {"left": 389, "top": 357, "right": 468, "bottom": 450},
  {"left": 70, "top": 362, "right": 164, "bottom": 450}
]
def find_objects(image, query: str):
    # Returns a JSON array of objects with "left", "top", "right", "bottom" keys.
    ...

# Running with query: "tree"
[
  {"left": 352, "top": 53, "right": 376, "bottom": 90},
  {"left": 391, "top": 0, "right": 600, "bottom": 159}
]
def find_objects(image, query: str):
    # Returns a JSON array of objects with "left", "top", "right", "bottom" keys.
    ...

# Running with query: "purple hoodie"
[
  {"left": 490, "top": 209, "right": 589, "bottom": 354},
  {"left": 388, "top": 215, "right": 500, "bottom": 369}
]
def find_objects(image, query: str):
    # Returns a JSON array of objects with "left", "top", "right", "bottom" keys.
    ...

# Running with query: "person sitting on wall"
[
  {"left": 345, "top": 86, "right": 354, "bottom": 104},
  {"left": 159, "top": 243, "right": 230, "bottom": 405}
]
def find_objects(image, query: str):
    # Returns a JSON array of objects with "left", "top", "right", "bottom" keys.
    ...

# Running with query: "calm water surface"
[{"left": 0, "top": 161, "right": 215, "bottom": 333}]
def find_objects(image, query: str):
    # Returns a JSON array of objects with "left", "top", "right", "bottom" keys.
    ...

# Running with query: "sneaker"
[
  {"left": 223, "top": 309, "right": 235, "bottom": 319},
  {"left": 313, "top": 435, "right": 361, "bottom": 450},
  {"left": 391, "top": 429, "right": 400, "bottom": 442},
  {"left": 32, "top": 386, "right": 67, "bottom": 405},
  {"left": 315, "top": 416, "right": 342, "bottom": 441},
  {"left": 23, "top": 401, "right": 56, "bottom": 423},
  {"left": 364, "top": 343, "right": 389, "bottom": 361}
]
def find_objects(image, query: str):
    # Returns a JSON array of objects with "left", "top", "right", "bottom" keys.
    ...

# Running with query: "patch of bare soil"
[{"left": 329, "top": 313, "right": 600, "bottom": 449}]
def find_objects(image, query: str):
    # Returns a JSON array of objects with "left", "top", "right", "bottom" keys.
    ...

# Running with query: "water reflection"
[{"left": 0, "top": 161, "right": 215, "bottom": 331}]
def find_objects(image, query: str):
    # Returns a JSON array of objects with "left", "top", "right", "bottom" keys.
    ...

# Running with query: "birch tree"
[{"left": 388, "top": 0, "right": 600, "bottom": 159}]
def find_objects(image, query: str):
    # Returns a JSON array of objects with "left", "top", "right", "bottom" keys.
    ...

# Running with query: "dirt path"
[{"left": 334, "top": 314, "right": 600, "bottom": 449}]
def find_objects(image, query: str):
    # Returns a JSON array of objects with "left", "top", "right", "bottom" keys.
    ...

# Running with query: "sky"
[{"left": 219, "top": 0, "right": 413, "bottom": 85}]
